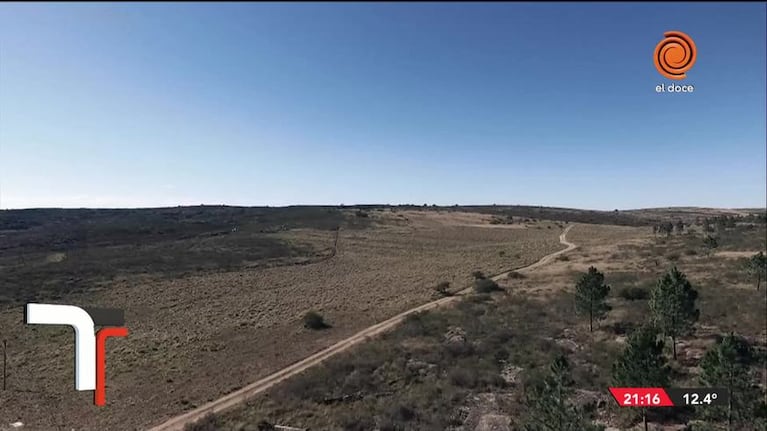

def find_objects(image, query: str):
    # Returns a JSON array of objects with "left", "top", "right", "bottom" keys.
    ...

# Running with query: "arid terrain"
[
  {"left": 182, "top": 209, "right": 766, "bottom": 431},
  {"left": 0, "top": 206, "right": 575, "bottom": 430}
]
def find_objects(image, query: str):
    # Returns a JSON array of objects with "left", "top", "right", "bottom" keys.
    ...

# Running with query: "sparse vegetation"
[
  {"left": 521, "top": 355, "right": 604, "bottom": 430},
  {"left": 185, "top": 413, "right": 222, "bottom": 431},
  {"left": 434, "top": 281, "right": 452, "bottom": 296},
  {"left": 703, "top": 235, "right": 719, "bottom": 255},
  {"left": 4, "top": 207, "right": 765, "bottom": 430},
  {"left": 474, "top": 277, "right": 502, "bottom": 293},
  {"left": 303, "top": 310, "right": 330, "bottom": 330},
  {"left": 699, "top": 334, "right": 764, "bottom": 429},
  {"left": 617, "top": 286, "right": 649, "bottom": 301},
  {"left": 745, "top": 251, "right": 767, "bottom": 290},
  {"left": 180, "top": 213, "right": 767, "bottom": 431}
]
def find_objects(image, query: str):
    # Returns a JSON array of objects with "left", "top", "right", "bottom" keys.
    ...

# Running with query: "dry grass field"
[
  {"left": 195, "top": 215, "right": 766, "bottom": 431},
  {"left": 0, "top": 208, "right": 564, "bottom": 430}
]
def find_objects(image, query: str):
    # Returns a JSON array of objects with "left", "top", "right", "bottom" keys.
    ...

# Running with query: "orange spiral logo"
[{"left": 654, "top": 31, "right": 697, "bottom": 80}]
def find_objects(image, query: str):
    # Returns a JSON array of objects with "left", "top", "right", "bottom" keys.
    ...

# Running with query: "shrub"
[
  {"left": 303, "top": 310, "right": 330, "bottom": 330},
  {"left": 507, "top": 271, "right": 526, "bottom": 280},
  {"left": 608, "top": 320, "right": 636, "bottom": 335},
  {"left": 684, "top": 248, "right": 698, "bottom": 256},
  {"left": 391, "top": 404, "right": 416, "bottom": 422},
  {"left": 472, "top": 270, "right": 486, "bottom": 280},
  {"left": 448, "top": 367, "right": 479, "bottom": 388},
  {"left": 467, "top": 293, "right": 493, "bottom": 303},
  {"left": 434, "top": 281, "right": 452, "bottom": 296},
  {"left": 618, "top": 286, "right": 650, "bottom": 301},
  {"left": 474, "top": 278, "right": 502, "bottom": 293},
  {"left": 184, "top": 414, "right": 221, "bottom": 431},
  {"left": 556, "top": 255, "right": 570, "bottom": 262}
]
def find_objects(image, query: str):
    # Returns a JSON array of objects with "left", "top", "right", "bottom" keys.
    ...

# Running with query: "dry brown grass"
[
  {"left": 200, "top": 220, "right": 766, "bottom": 431},
  {"left": 0, "top": 211, "right": 562, "bottom": 430}
]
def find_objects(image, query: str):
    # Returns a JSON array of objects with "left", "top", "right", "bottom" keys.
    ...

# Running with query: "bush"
[
  {"left": 184, "top": 414, "right": 221, "bottom": 431},
  {"left": 556, "top": 255, "right": 570, "bottom": 262},
  {"left": 467, "top": 293, "right": 493, "bottom": 303},
  {"left": 434, "top": 281, "right": 452, "bottom": 296},
  {"left": 608, "top": 320, "right": 636, "bottom": 335},
  {"left": 617, "top": 286, "right": 649, "bottom": 301},
  {"left": 472, "top": 270, "right": 486, "bottom": 280},
  {"left": 684, "top": 248, "right": 698, "bottom": 256},
  {"left": 474, "top": 278, "right": 502, "bottom": 293},
  {"left": 507, "top": 271, "right": 526, "bottom": 280},
  {"left": 303, "top": 310, "right": 330, "bottom": 330},
  {"left": 448, "top": 367, "right": 479, "bottom": 388}
]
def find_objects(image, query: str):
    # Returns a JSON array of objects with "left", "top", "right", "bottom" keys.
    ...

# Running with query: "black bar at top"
[
  {"left": 83, "top": 307, "right": 125, "bottom": 327},
  {"left": 666, "top": 387, "right": 729, "bottom": 407}
]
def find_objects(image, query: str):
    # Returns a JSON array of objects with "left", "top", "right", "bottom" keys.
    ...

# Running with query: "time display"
[
  {"left": 623, "top": 392, "right": 662, "bottom": 406},
  {"left": 610, "top": 388, "right": 672, "bottom": 407}
]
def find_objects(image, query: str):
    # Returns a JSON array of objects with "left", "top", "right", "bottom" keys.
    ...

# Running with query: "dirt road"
[{"left": 149, "top": 225, "right": 576, "bottom": 431}]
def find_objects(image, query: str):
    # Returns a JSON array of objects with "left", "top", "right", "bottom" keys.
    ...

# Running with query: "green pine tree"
[
  {"left": 699, "top": 333, "right": 764, "bottom": 430},
  {"left": 746, "top": 252, "right": 767, "bottom": 291},
  {"left": 648, "top": 266, "right": 699, "bottom": 360},
  {"left": 612, "top": 326, "right": 670, "bottom": 431},
  {"left": 574, "top": 266, "right": 611, "bottom": 332},
  {"left": 522, "top": 355, "right": 604, "bottom": 431}
]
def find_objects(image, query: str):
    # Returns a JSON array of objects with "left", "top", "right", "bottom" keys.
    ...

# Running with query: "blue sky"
[{"left": 0, "top": 3, "right": 764, "bottom": 210}]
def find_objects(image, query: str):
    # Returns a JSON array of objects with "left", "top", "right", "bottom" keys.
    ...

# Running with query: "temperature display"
[{"left": 666, "top": 388, "right": 729, "bottom": 407}]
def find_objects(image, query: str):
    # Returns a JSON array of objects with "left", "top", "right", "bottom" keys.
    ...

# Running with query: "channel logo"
[
  {"left": 654, "top": 31, "right": 697, "bottom": 80},
  {"left": 25, "top": 304, "right": 128, "bottom": 406}
]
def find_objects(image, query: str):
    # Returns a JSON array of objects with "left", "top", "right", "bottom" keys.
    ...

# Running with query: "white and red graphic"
[{"left": 25, "top": 303, "right": 128, "bottom": 406}]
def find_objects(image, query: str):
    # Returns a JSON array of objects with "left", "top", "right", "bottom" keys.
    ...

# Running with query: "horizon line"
[{"left": 1, "top": 204, "right": 765, "bottom": 213}]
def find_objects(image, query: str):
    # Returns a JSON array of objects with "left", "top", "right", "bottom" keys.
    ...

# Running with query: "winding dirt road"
[{"left": 149, "top": 225, "right": 577, "bottom": 431}]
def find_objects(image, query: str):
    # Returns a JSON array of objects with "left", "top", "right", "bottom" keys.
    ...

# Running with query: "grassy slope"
[{"left": 199, "top": 219, "right": 766, "bottom": 431}]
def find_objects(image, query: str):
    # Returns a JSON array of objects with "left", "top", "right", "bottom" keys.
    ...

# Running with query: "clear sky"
[{"left": 0, "top": 2, "right": 764, "bottom": 210}]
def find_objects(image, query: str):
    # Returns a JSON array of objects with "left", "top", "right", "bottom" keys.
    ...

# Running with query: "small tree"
[
  {"left": 703, "top": 235, "right": 719, "bottom": 255},
  {"left": 612, "top": 326, "right": 670, "bottom": 431},
  {"left": 649, "top": 267, "right": 699, "bottom": 360},
  {"left": 522, "top": 355, "right": 604, "bottom": 431},
  {"left": 675, "top": 219, "right": 685, "bottom": 234},
  {"left": 699, "top": 333, "right": 762, "bottom": 430},
  {"left": 574, "top": 266, "right": 611, "bottom": 332},
  {"left": 663, "top": 221, "right": 674, "bottom": 237},
  {"left": 746, "top": 252, "right": 767, "bottom": 290}
]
